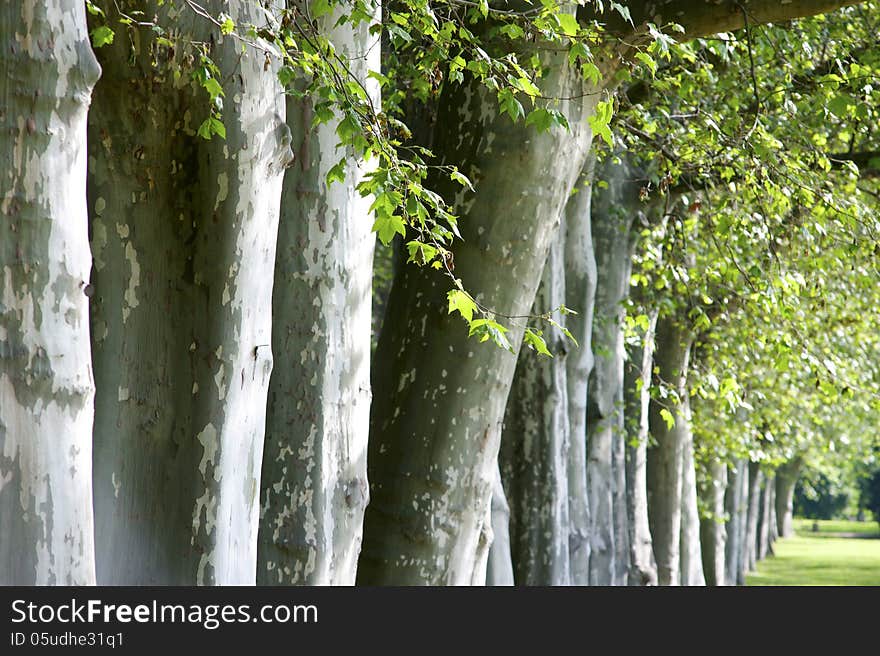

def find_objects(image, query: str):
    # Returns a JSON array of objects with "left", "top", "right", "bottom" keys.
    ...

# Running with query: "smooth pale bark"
[
  {"left": 0, "top": 1, "right": 100, "bottom": 585},
  {"left": 723, "top": 460, "right": 745, "bottom": 586},
  {"left": 768, "top": 476, "right": 779, "bottom": 547},
  {"left": 623, "top": 312, "right": 659, "bottom": 586},
  {"left": 563, "top": 158, "right": 597, "bottom": 585},
  {"left": 499, "top": 238, "right": 571, "bottom": 586},
  {"left": 646, "top": 317, "right": 695, "bottom": 586},
  {"left": 586, "top": 156, "right": 641, "bottom": 585},
  {"left": 734, "top": 460, "right": 750, "bottom": 584},
  {"left": 257, "top": 1, "right": 379, "bottom": 586},
  {"left": 486, "top": 463, "right": 514, "bottom": 586},
  {"left": 756, "top": 474, "right": 775, "bottom": 560},
  {"left": 678, "top": 404, "right": 705, "bottom": 586},
  {"left": 358, "top": 47, "right": 606, "bottom": 584},
  {"left": 744, "top": 462, "right": 763, "bottom": 572},
  {"left": 699, "top": 462, "right": 728, "bottom": 586},
  {"left": 89, "top": 1, "right": 292, "bottom": 584},
  {"left": 775, "top": 457, "right": 803, "bottom": 538}
]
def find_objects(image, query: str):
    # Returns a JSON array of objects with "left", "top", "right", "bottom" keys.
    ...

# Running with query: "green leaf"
[
  {"left": 447, "top": 289, "right": 479, "bottom": 323},
  {"left": 557, "top": 13, "right": 580, "bottom": 37},
  {"left": 90, "top": 25, "right": 115, "bottom": 48},
  {"left": 526, "top": 108, "right": 554, "bottom": 133},
  {"left": 660, "top": 408, "right": 675, "bottom": 430},
  {"left": 372, "top": 212, "right": 406, "bottom": 245},
  {"left": 326, "top": 161, "right": 347, "bottom": 186},
  {"left": 524, "top": 328, "right": 553, "bottom": 357}
]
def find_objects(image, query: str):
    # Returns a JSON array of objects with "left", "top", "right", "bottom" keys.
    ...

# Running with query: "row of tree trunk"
[{"left": 1, "top": 0, "right": 823, "bottom": 586}]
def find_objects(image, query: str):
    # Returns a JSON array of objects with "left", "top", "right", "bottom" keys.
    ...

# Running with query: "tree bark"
[
  {"left": 768, "top": 475, "right": 779, "bottom": 548},
  {"left": 586, "top": 155, "right": 641, "bottom": 585},
  {"left": 679, "top": 403, "right": 705, "bottom": 586},
  {"left": 758, "top": 473, "right": 774, "bottom": 561},
  {"left": 699, "top": 462, "right": 727, "bottom": 586},
  {"left": 499, "top": 238, "right": 571, "bottom": 585},
  {"left": 486, "top": 462, "right": 514, "bottom": 586},
  {"left": 358, "top": 48, "right": 605, "bottom": 584},
  {"left": 775, "top": 457, "right": 803, "bottom": 538},
  {"left": 257, "top": 0, "right": 379, "bottom": 586},
  {"left": 563, "top": 157, "right": 597, "bottom": 585},
  {"left": 646, "top": 316, "right": 695, "bottom": 586},
  {"left": 89, "top": 1, "right": 292, "bottom": 584},
  {"left": 0, "top": 0, "right": 100, "bottom": 585},
  {"left": 590, "top": 0, "right": 866, "bottom": 40},
  {"left": 623, "top": 311, "right": 659, "bottom": 586},
  {"left": 744, "top": 463, "right": 763, "bottom": 572},
  {"left": 723, "top": 459, "right": 745, "bottom": 586}
]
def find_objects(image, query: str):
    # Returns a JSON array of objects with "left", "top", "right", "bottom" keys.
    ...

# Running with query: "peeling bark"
[
  {"left": 623, "top": 311, "right": 658, "bottom": 586},
  {"left": 257, "top": 0, "right": 379, "bottom": 586},
  {"left": 0, "top": 0, "right": 100, "bottom": 585},
  {"left": 486, "top": 462, "right": 514, "bottom": 586},
  {"left": 646, "top": 316, "right": 695, "bottom": 586},
  {"left": 723, "top": 458, "right": 749, "bottom": 585},
  {"left": 500, "top": 238, "right": 571, "bottom": 586},
  {"left": 679, "top": 410, "right": 705, "bottom": 586},
  {"left": 89, "top": 1, "right": 292, "bottom": 584},
  {"left": 744, "top": 462, "right": 763, "bottom": 572},
  {"left": 586, "top": 156, "right": 641, "bottom": 585},
  {"left": 359, "top": 44, "right": 609, "bottom": 584},
  {"left": 699, "top": 462, "right": 728, "bottom": 586},
  {"left": 775, "top": 457, "right": 803, "bottom": 538},
  {"left": 563, "top": 157, "right": 597, "bottom": 585},
  {"left": 757, "top": 473, "right": 774, "bottom": 561}
]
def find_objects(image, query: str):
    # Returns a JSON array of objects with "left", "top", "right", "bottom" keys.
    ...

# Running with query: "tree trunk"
[
  {"left": 678, "top": 402, "right": 705, "bottom": 586},
  {"left": 735, "top": 460, "right": 750, "bottom": 584},
  {"left": 563, "top": 157, "right": 597, "bottom": 585},
  {"left": 768, "top": 475, "right": 779, "bottom": 548},
  {"left": 775, "top": 457, "right": 803, "bottom": 538},
  {"left": 486, "top": 463, "right": 514, "bottom": 586},
  {"left": 699, "top": 462, "right": 727, "bottom": 586},
  {"left": 623, "top": 311, "right": 659, "bottom": 586},
  {"left": 358, "top": 50, "right": 604, "bottom": 584},
  {"left": 89, "top": 1, "right": 292, "bottom": 584},
  {"left": 0, "top": 0, "right": 100, "bottom": 585},
  {"left": 744, "top": 462, "right": 763, "bottom": 572},
  {"left": 586, "top": 155, "right": 641, "bottom": 585},
  {"left": 257, "top": 1, "right": 379, "bottom": 586},
  {"left": 723, "top": 459, "right": 745, "bottom": 586},
  {"left": 646, "top": 316, "right": 695, "bottom": 586},
  {"left": 758, "top": 473, "right": 774, "bottom": 561},
  {"left": 499, "top": 238, "right": 571, "bottom": 586}
]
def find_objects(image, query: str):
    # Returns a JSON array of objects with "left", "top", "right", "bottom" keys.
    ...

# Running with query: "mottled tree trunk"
[
  {"left": 678, "top": 405, "right": 705, "bottom": 586},
  {"left": 358, "top": 47, "right": 606, "bottom": 584},
  {"left": 623, "top": 311, "right": 659, "bottom": 586},
  {"left": 89, "top": 1, "right": 291, "bottom": 584},
  {"left": 586, "top": 156, "right": 641, "bottom": 585},
  {"left": 258, "top": 1, "right": 379, "bottom": 586},
  {"left": 500, "top": 239, "right": 571, "bottom": 585},
  {"left": 486, "top": 463, "right": 514, "bottom": 586},
  {"left": 699, "top": 462, "right": 727, "bottom": 586},
  {"left": 758, "top": 474, "right": 774, "bottom": 561},
  {"left": 723, "top": 460, "right": 745, "bottom": 586},
  {"left": 744, "top": 462, "right": 763, "bottom": 572},
  {"left": 0, "top": 0, "right": 100, "bottom": 585},
  {"left": 775, "top": 457, "right": 803, "bottom": 538},
  {"left": 646, "top": 317, "right": 695, "bottom": 586},
  {"left": 767, "top": 475, "right": 779, "bottom": 548},
  {"left": 563, "top": 157, "right": 597, "bottom": 585},
  {"left": 724, "top": 459, "right": 750, "bottom": 585}
]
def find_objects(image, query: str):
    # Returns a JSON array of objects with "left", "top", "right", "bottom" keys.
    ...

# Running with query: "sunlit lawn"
[{"left": 746, "top": 518, "right": 880, "bottom": 586}]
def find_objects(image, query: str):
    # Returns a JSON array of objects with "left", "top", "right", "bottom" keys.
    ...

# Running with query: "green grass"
[{"left": 746, "top": 518, "right": 880, "bottom": 586}]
